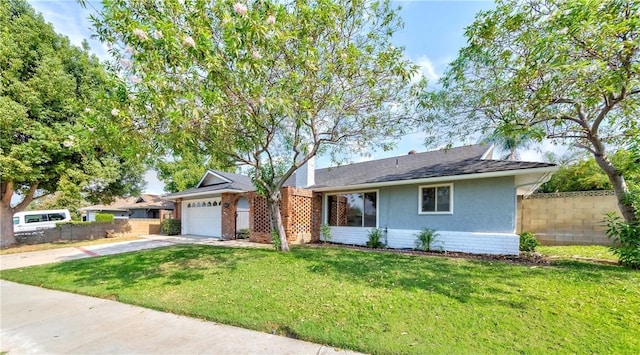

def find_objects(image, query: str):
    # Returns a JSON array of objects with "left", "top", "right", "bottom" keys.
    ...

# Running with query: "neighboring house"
[
  {"left": 165, "top": 144, "right": 557, "bottom": 255},
  {"left": 79, "top": 194, "right": 174, "bottom": 221}
]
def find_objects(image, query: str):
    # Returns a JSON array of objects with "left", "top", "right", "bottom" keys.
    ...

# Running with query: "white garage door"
[{"left": 182, "top": 198, "right": 222, "bottom": 237}]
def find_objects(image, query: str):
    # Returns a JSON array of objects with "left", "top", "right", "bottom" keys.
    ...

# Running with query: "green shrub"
[
  {"left": 160, "top": 219, "right": 181, "bottom": 235},
  {"left": 320, "top": 223, "right": 332, "bottom": 243},
  {"left": 366, "top": 228, "right": 385, "bottom": 248},
  {"left": 519, "top": 231, "right": 539, "bottom": 252},
  {"left": 95, "top": 213, "right": 114, "bottom": 223},
  {"left": 604, "top": 212, "right": 640, "bottom": 269},
  {"left": 237, "top": 228, "right": 249, "bottom": 239},
  {"left": 415, "top": 228, "right": 439, "bottom": 251}
]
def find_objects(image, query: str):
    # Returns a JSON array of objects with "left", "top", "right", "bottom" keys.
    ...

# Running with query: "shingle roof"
[
  {"left": 79, "top": 194, "right": 174, "bottom": 211},
  {"left": 311, "top": 144, "right": 555, "bottom": 188},
  {"left": 164, "top": 170, "right": 255, "bottom": 199}
]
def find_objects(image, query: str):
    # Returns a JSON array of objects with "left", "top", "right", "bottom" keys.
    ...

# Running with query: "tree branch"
[{"left": 13, "top": 182, "right": 39, "bottom": 212}]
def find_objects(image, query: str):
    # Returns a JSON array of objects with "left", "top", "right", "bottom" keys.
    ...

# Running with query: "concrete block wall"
[{"left": 518, "top": 191, "right": 620, "bottom": 246}]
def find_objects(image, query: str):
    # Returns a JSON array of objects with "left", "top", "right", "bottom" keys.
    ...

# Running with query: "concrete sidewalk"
[{"left": 1, "top": 280, "right": 357, "bottom": 354}]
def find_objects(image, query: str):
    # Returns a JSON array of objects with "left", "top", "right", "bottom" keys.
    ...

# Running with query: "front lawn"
[
  {"left": 1, "top": 245, "right": 638, "bottom": 353},
  {"left": 538, "top": 245, "right": 617, "bottom": 261}
]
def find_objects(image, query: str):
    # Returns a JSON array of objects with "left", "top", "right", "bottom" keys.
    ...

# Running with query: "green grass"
[
  {"left": 538, "top": 245, "right": 617, "bottom": 261},
  {"left": 1, "top": 245, "right": 638, "bottom": 354}
]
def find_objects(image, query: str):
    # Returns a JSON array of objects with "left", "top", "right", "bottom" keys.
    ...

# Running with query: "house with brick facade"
[{"left": 165, "top": 144, "right": 557, "bottom": 255}]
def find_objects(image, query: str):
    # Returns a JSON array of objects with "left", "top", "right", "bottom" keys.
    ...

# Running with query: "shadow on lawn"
[
  {"left": 291, "top": 246, "right": 631, "bottom": 306},
  {"left": 47, "top": 245, "right": 266, "bottom": 290}
]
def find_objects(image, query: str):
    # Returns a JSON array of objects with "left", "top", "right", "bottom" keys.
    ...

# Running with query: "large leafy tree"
[
  {"left": 430, "top": 0, "right": 639, "bottom": 223},
  {"left": 0, "top": 0, "right": 146, "bottom": 246},
  {"left": 539, "top": 150, "right": 640, "bottom": 194},
  {"left": 155, "top": 151, "right": 233, "bottom": 193},
  {"left": 90, "top": 0, "right": 424, "bottom": 250}
]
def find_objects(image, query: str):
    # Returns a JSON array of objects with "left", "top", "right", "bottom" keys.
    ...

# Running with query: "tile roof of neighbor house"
[
  {"left": 164, "top": 170, "right": 256, "bottom": 199},
  {"left": 78, "top": 194, "right": 174, "bottom": 212},
  {"left": 310, "top": 144, "right": 556, "bottom": 189}
]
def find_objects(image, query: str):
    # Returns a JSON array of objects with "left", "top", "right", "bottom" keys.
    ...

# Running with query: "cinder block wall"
[{"left": 518, "top": 191, "right": 620, "bottom": 246}]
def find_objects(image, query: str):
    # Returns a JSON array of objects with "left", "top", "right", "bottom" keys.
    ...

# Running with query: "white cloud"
[
  {"left": 413, "top": 55, "right": 440, "bottom": 83},
  {"left": 29, "top": 1, "right": 109, "bottom": 61}
]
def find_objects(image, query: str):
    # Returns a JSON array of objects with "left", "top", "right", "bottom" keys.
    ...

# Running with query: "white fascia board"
[
  {"left": 311, "top": 166, "right": 559, "bottom": 192},
  {"left": 165, "top": 189, "right": 245, "bottom": 200},
  {"left": 480, "top": 144, "right": 495, "bottom": 160},
  {"left": 196, "top": 170, "right": 232, "bottom": 188}
]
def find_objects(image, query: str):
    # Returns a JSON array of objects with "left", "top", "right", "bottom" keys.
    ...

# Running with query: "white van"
[{"left": 13, "top": 209, "right": 72, "bottom": 233}]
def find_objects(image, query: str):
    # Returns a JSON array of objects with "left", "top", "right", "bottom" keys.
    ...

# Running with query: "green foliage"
[
  {"left": 539, "top": 150, "right": 640, "bottom": 193},
  {"left": 519, "top": 232, "right": 539, "bottom": 252},
  {"left": 160, "top": 219, "right": 181, "bottom": 236},
  {"left": 414, "top": 228, "right": 439, "bottom": 251},
  {"left": 320, "top": 223, "right": 332, "bottom": 243},
  {"left": 366, "top": 228, "right": 385, "bottom": 248},
  {"left": 0, "top": 0, "right": 146, "bottom": 246},
  {"left": 431, "top": 0, "right": 640, "bottom": 222},
  {"left": 154, "top": 152, "right": 233, "bottom": 193},
  {"left": 90, "top": 0, "right": 425, "bottom": 250},
  {"left": 94, "top": 214, "right": 114, "bottom": 223},
  {"left": 604, "top": 213, "right": 640, "bottom": 269},
  {"left": 271, "top": 230, "right": 281, "bottom": 251}
]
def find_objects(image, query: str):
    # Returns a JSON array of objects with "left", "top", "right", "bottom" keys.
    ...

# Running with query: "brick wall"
[
  {"left": 246, "top": 187, "right": 321, "bottom": 245},
  {"left": 518, "top": 191, "right": 620, "bottom": 246}
]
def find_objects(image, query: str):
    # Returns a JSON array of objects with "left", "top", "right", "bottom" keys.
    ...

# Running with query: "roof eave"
[
  {"left": 311, "top": 166, "right": 559, "bottom": 192},
  {"left": 164, "top": 188, "right": 248, "bottom": 200}
]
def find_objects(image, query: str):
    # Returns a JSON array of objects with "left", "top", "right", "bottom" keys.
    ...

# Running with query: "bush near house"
[
  {"left": 160, "top": 219, "right": 181, "bottom": 236},
  {"left": 95, "top": 213, "right": 114, "bottom": 223},
  {"left": 519, "top": 231, "right": 539, "bottom": 252}
]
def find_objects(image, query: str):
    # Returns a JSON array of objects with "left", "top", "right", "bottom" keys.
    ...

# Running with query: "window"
[
  {"left": 419, "top": 184, "right": 453, "bottom": 213},
  {"left": 13, "top": 217, "right": 19, "bottom": 225},
  {"left": 327, "top": 191, "right": 377, "bottom": 227},
  {"left": 47, "top": 213, "right": 65, "bottom": 221},
  {"left": 25, "top": 214, "right": 48, "bottom": 223}
]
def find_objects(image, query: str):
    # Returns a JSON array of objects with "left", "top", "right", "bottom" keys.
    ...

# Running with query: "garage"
[{"left": 182, "top": 197, "right": 222, "bottom": 237}]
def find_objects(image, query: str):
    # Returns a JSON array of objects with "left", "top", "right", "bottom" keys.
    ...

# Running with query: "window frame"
[
  {"left": 325, "top": 189, "right": 379, "bottom": 228},
  {"left": 418, "top": 183, "right": 454, "bottom": 215}
]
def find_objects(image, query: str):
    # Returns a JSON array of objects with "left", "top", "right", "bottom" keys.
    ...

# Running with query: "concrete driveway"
[
  {"left": 0, "top": 235, "right": 269, "bottom": 271},
  {"left": 0, "top": 237, "right": 360, "bottom": 354}
]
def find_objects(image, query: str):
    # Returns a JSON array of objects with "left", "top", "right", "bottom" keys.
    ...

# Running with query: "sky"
[{"left": 27, "top": 0, "right": 559, "bottom": 194}]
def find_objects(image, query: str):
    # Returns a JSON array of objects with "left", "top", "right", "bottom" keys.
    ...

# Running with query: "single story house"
[
  {"left": 79, "top": 194, "right": 174, "bottom": 221},
  {"left": 164, "top": 144, "right": 557, "bottom": 255}
]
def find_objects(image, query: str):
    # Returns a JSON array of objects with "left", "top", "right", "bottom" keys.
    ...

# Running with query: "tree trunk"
[
  {"left": 267, "top": 193, "right": 289, "bottom": 251},
  {"left": 0, "top": 200, "right": 16, "bottom": 247},
  {"left": 593, "top": 151, "right": 638, "bottom": 223}
]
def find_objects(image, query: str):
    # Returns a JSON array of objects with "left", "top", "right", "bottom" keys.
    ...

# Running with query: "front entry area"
[{"left": 181, "top": 197, "right": 222, "bottom": 237}]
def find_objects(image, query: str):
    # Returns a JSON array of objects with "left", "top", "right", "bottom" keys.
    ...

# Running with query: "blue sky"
[{"left": 28, "top": 0, "right": 557, "bottom": 193}]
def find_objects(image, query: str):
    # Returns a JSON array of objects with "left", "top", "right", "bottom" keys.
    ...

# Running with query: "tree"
[
  {"left": 539, "top": 150, "right": 640, "bottom": 194},
  {"left": 0, "top": 0, "right": 146, "bottom": 246},
  {"left": 90, "top": 0, "right": 425, "bottom": 251},
  {"left": 155, "top": 152, "right": 233, "bottom": 193},
  {"left": 483, "top": 125, "right": 535, "bottom": 161},
  {"left": 430, "top": 0, "right": 640, "bottom": 223}
]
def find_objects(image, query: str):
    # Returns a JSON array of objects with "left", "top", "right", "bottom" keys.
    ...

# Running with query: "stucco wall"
[{"left": 376, "top": 176, "right": 516, "bottom": 233}]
